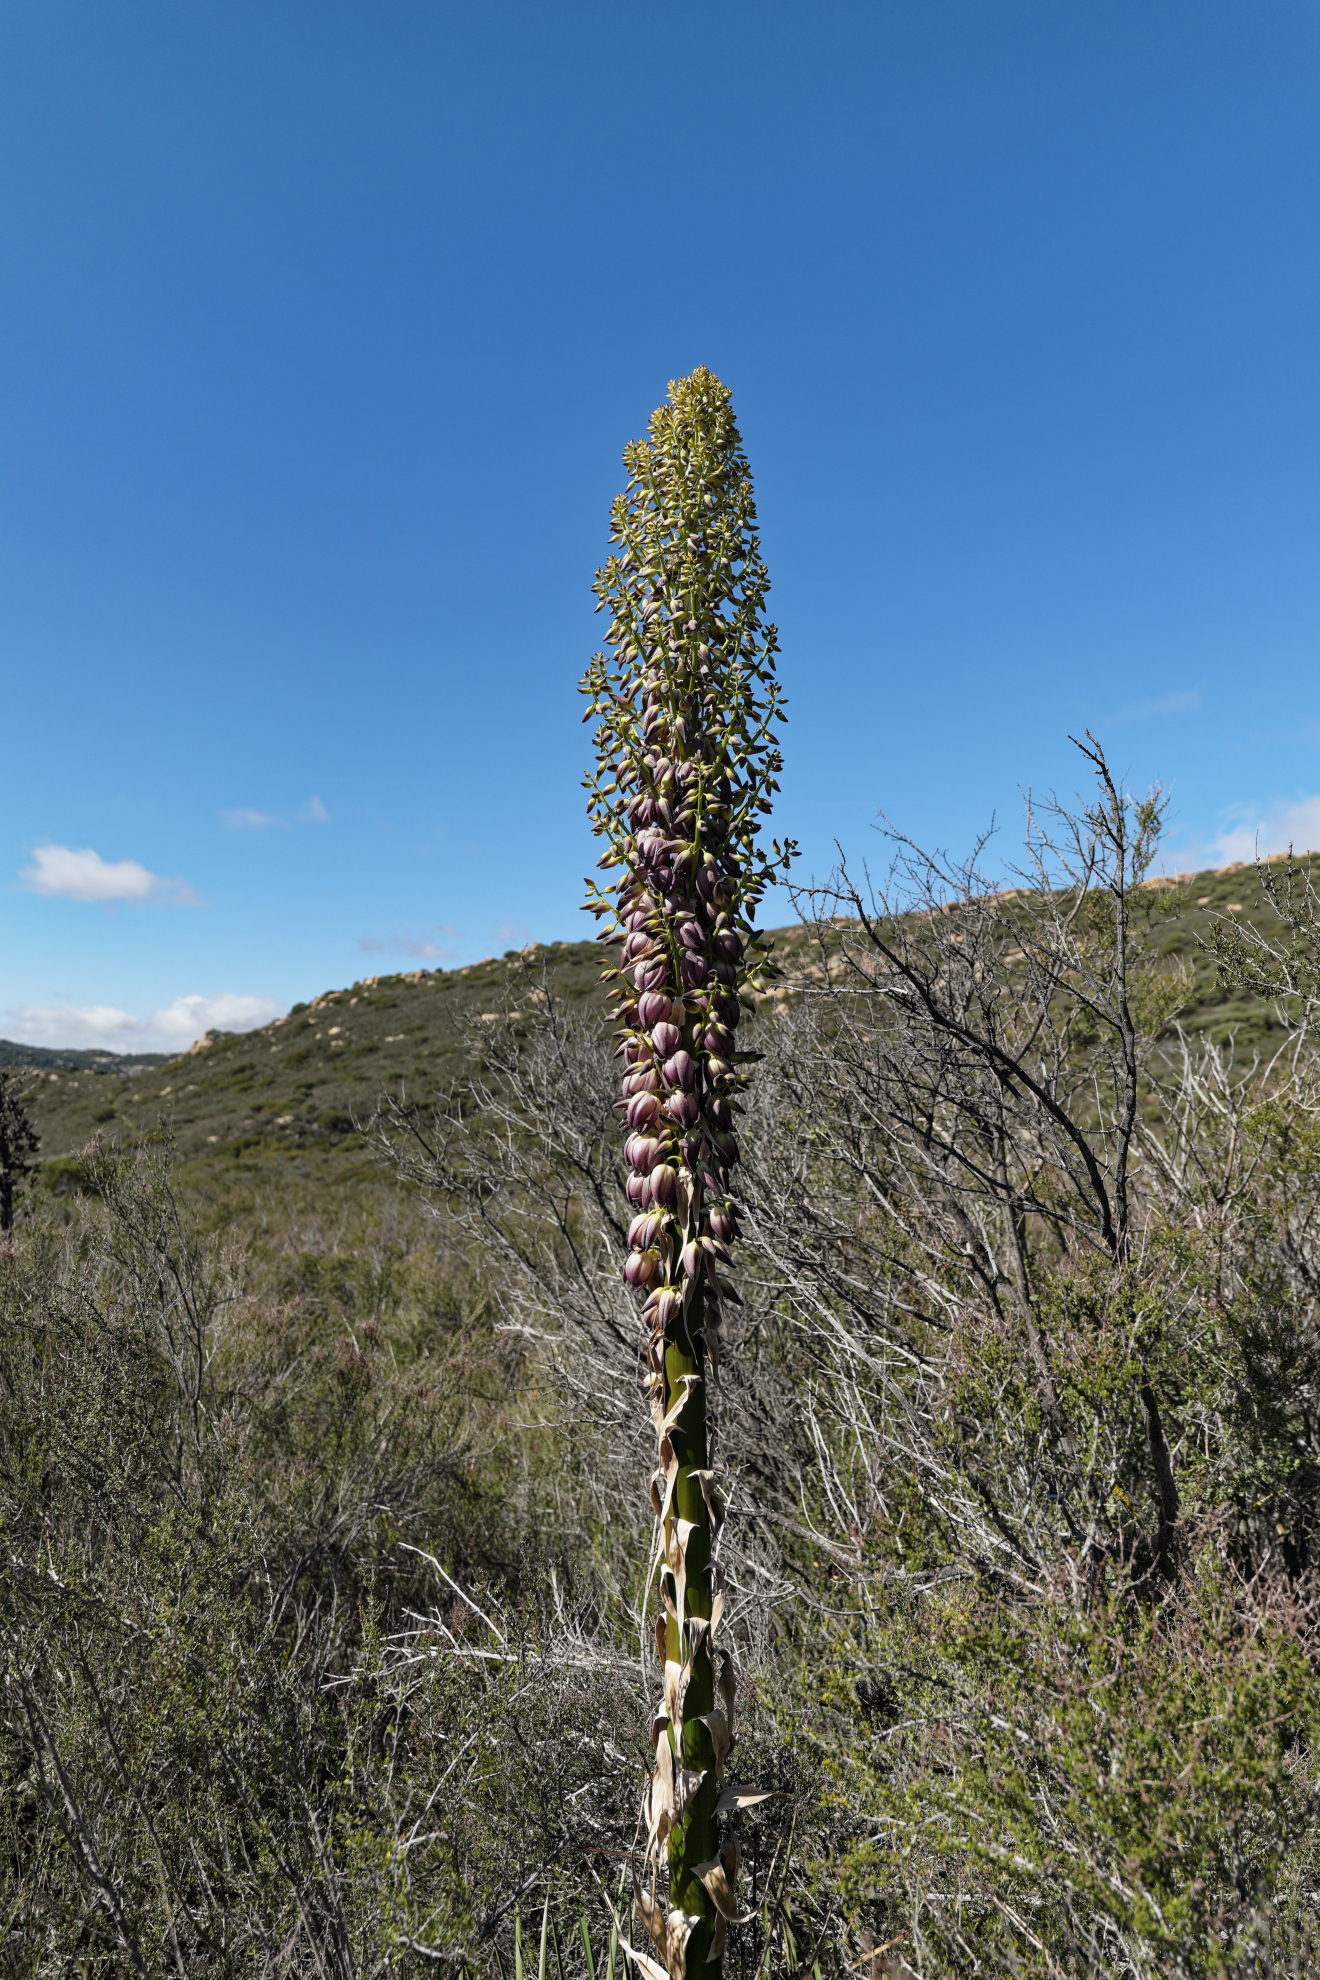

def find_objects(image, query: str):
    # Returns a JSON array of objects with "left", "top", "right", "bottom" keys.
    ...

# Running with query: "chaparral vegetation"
[{"left": 4, "top": 373, "right": 1320, "bottom": 1979}]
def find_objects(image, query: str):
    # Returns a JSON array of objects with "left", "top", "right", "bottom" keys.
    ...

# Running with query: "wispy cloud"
[
  {"left": 1112, "top": 688, "right": 1201, "bottom": 725},
  {"left": 222, "top": 795, "right": 331, "bottom": 830},
  {"left": 359, "top": 925, "right": 460, "bottom": 962},
  {"left": 5, "top": 991, "right": 285, "bottom": 1054},
  {"left": 222, "top": 808, "right": 282, "bottom": 831},
  {"left": 1201, "top": 794, "right": 1320, "bottom": 868},
  {"left": 21, "top": 844, "right": 199, "bottom": 905}
]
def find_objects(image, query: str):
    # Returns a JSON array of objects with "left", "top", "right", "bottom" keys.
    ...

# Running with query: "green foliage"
[
  {"left": 8, "top": 778, "right": 1320, "bottom": 1974},
  {"left": 0, "top": 1136, "right": 582, "bottom": 1971},
  {"left": 0, "top": 1070, "right": 39, "bottom": 1229},
  {"left": 1205, "top": 853, "right": 1320, "bottom": 1014},
  {"left": 748, "top": 915, "right": 1320, "bottom": 1974},
  {"left": 789, "top": 1530, "right": 1320, "bottom": 1974}
]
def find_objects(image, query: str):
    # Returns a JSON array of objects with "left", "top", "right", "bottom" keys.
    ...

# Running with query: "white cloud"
[
  {"left": 1206, "top": 795, "right": 1320, "bottom": 867},
  {"left": 21, "top": 843, "right": 198, "bottom": 905},
  {"left": 303, "top": 795, "right": 330, "bottom": 823},
  {"left": 149, "top": 993, "right": 285, "bottom": 1041},
  {"left": 7, "top": 1004, "right": 144, "bottom": 1051},
  {"left": 4, "top": 991, "right": 285, "bottom": 1055},
  {"left": 222, "top": 808, "right": 281, "bottom": 831}
]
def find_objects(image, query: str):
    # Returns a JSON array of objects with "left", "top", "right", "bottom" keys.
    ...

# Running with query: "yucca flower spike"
[{"left": 582, "top": 368, "right": 794, "bottom": 1979}]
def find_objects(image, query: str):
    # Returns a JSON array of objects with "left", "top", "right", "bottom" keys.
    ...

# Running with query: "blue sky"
[{"left": 4, "top": 1, "right": 1320, "bottom": 1050}]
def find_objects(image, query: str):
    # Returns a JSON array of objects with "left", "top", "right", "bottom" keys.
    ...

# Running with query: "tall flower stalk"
[{"left": 583, "top": 369, "right": 793, "bottom": 1978}]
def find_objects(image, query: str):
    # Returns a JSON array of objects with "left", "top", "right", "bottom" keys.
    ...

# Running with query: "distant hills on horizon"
[
  {"left": 0, "top": 1039, "right": 172, "bottom": 1074},
  {"left": 0, "top": 861, "right": 1303, "bottom": 1207},
  {"left": 3, "top": 856, "right": 1310, "bottom": 1162}
]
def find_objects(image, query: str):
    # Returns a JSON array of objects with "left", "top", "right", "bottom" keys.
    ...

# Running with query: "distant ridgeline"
[
  {"left": 16, "top": 942, "right": 610, "bottom": 1182},
  {"left": 0, "top": 1040, "right": 170, "bottom": 1073},
  {"left": 8, "top": 861, "right": 1308, "bottom": 1188}
]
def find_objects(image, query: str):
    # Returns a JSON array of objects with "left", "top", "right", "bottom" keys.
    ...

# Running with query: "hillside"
[
  {"left": 19, "top": 942, "right": 609, "bottom": 1199},
  {"left": 7, "top": 858, "right": 1318, "bottom": 1977},
  {"left": 12, "top": 859, "right": 1299, "bottom": 1209}
]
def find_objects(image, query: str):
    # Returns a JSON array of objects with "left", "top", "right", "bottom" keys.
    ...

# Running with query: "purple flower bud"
[
  {"left": 663, "top": 1051, "right": 697, "bottom": 1093},
  {"left": 628, "top": 1211, "right": 662, "bottom": 1250},
  {"left": 625, "top": 1134, "right": 661, "bottom": 1173},
  {"left": 680, "top": 1240, "right": 700, "bottom": 1280},
  {"left": 710, "top": 1098, "right": 732, "bottom": 1130},
  {"left": 651, "top": 1021, "right": 681, "bottom": 1055},
  {"left": 626, "top": 909, "right": 652, "bottom": 932},
  {"left": 626, "top": 1171, "right": 650, "bottom": 1205},
  {"left": 634, "top": 957, "right": 668, "bottom": 993},
  {"left": 623, "top": 1036, "right": 648, "bottom": 1065},
  {"left": 678, "top": 919, "right": 705, "bottom": 951},
  {"left": 696, "top": 863, "right": 720, "bottom": 900},
  {"left": 627, "top": 1092, "right": 662, "bottom": 1128},
  {"left": 680, "top": 955, "right": 709, "bottom": 989},
  {"left": 713, "top": 960, "right": 737, "bottom": 985},
  {"left": 623, "top": 931, "right": 654, "bottom": 962},
  {"left": 637, "top": 992, "right": 673, "bottom": 1027},
  {"left": 713, "top": 1131, "right": 739, "bottom": 1163},
  {"left": 624, "top": 1247, "right": 660, "bottom": 1288},
  {"left": 650, "top": 1287, "right": 680, "bottom": 1329},
  {"left": 667, "top": 1091, "right": 700, "bottom": 1127},
  {"left": 715, "top": 931, "right": 742, "bottom": 963},
  {"left": 650, "top": 1163, "right": 677, "bottom": 1205},
  {"left": 710, "top": 1205, "right": 738, "bottom": 1242},
  {"left": 713, "top": 993, "right": 740, "bottom": 1027},
  {"left": 624, "top": 1067, "right": 660, "bottom": 1096}
]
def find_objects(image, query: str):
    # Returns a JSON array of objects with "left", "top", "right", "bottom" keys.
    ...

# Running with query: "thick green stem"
[{"left": 664, "top": 1299, "right": 716, "bottom": 1956}]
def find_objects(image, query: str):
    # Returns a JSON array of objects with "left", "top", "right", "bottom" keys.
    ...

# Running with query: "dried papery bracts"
[{"left": 582, "top": 368, "right": 793, "bottom": 1977}]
